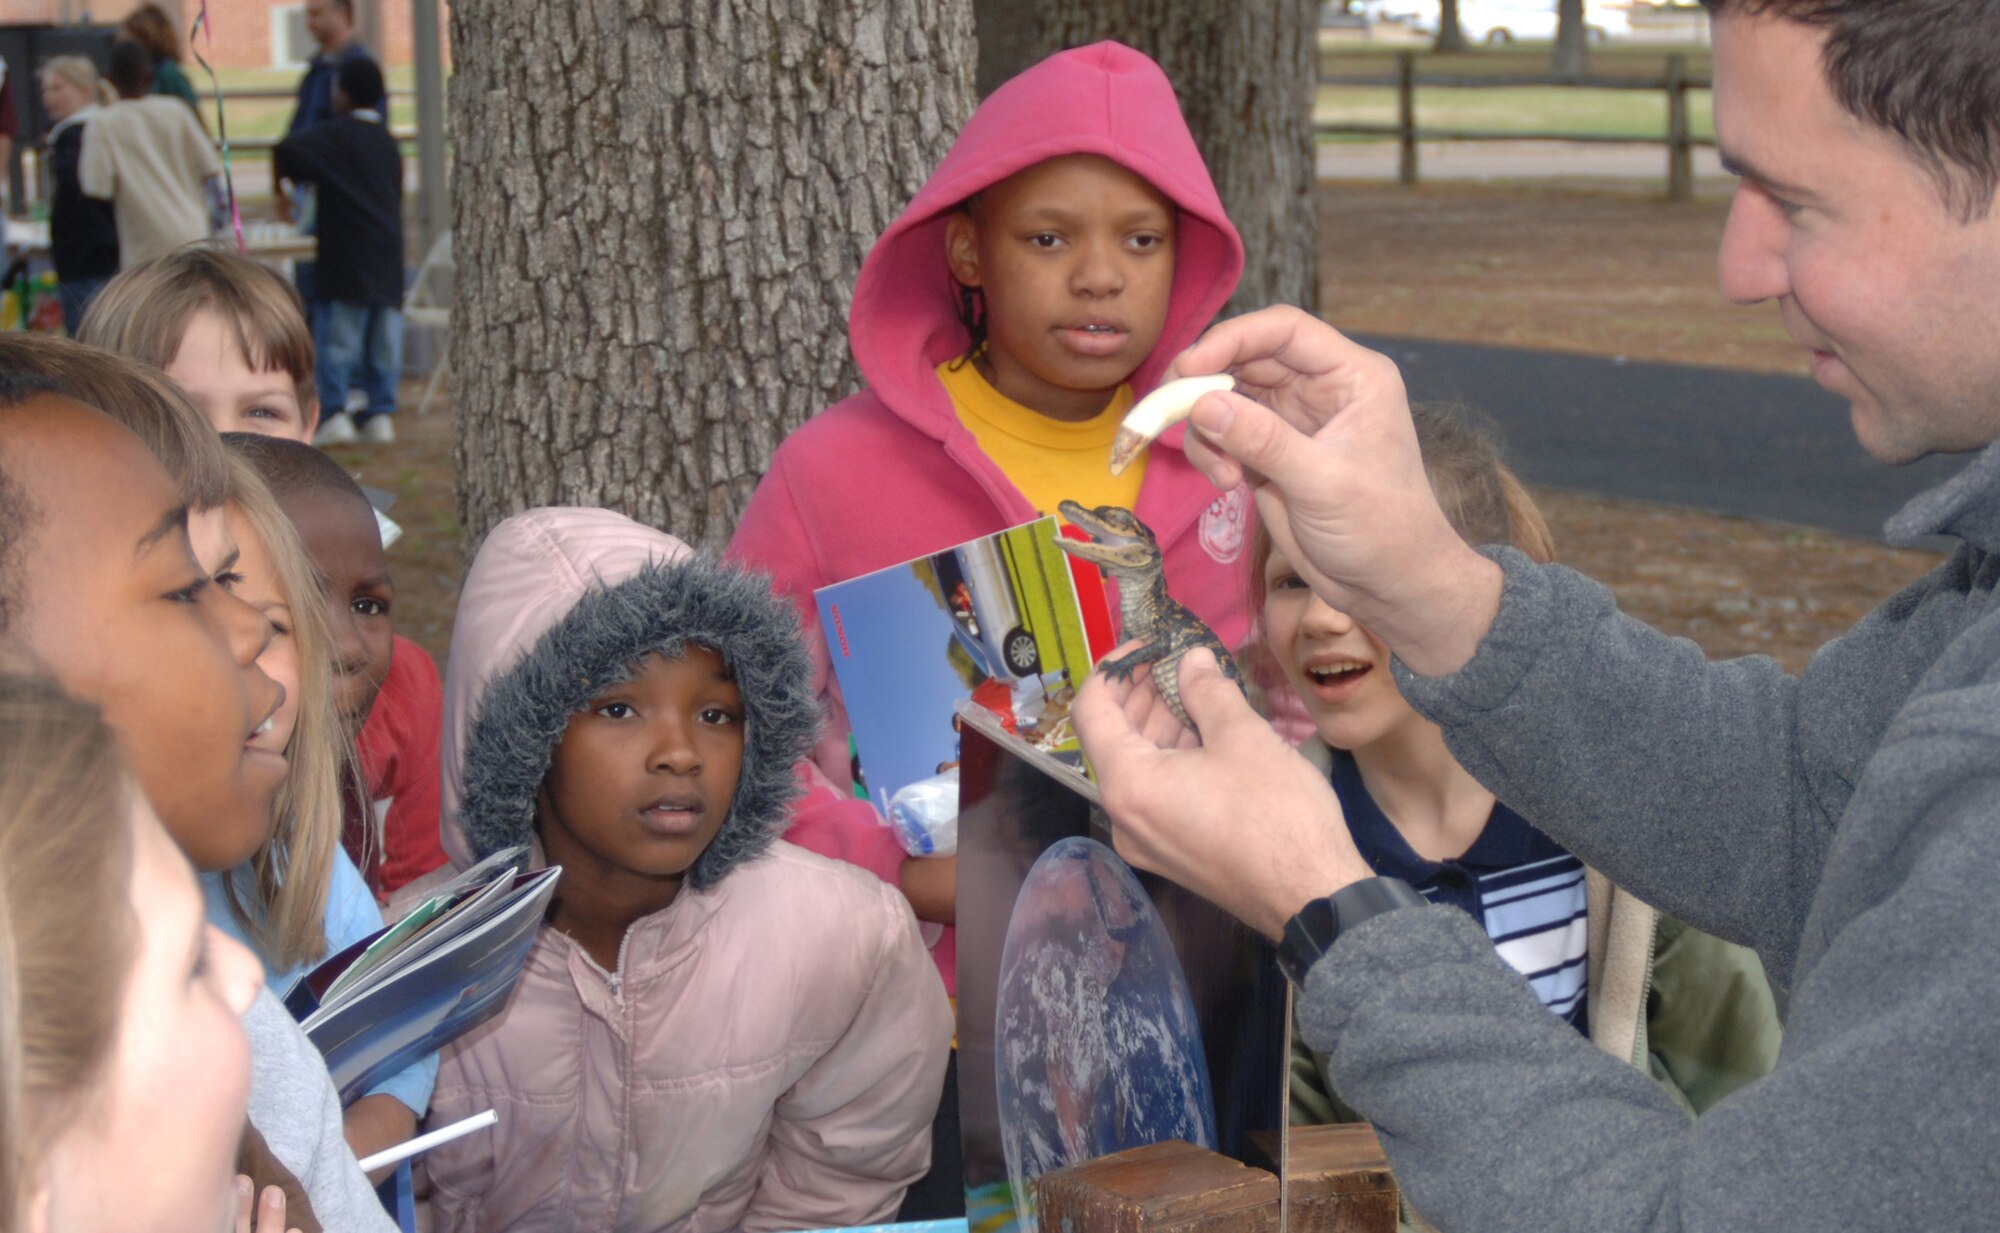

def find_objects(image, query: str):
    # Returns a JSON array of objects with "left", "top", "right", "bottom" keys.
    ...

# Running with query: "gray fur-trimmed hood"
[{"left": 441, "top": 508, "right": 817, "bottom": 888}]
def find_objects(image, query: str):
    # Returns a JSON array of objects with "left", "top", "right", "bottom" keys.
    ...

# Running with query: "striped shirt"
[{"left": 1329, "top": 748, "right": 1589, "bottom": 1033}]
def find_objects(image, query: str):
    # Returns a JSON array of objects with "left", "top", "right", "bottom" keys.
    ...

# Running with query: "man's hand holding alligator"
[
  {"left": 1075, "top": 645, "right": 1368, "bottom": 942},
  {"left": 1166, "top": 306, "right": 1504, "bottom": 677}
]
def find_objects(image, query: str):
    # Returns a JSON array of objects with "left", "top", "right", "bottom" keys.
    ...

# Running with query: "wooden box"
[{"left": 1035, "top": 1131, "right": 1396, "bottom": 1233}]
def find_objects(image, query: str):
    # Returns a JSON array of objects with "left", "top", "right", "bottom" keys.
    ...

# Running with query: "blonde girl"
[
  {"left": 207, "top": 447, "right": 437, "bottom": 1162},
  {"left": 1248, "top": 406, "right": 1780, "bottom": 1174},
  {"left": 0, "top": 671, "right": 272, "bottom": 1233}
]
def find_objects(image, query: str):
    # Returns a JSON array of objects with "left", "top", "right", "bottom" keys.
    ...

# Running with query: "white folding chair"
[{"left": 404, "top": 229, "right": 454, "bottom": 415}]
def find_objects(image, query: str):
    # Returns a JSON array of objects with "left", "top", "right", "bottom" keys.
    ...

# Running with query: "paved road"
[
  {"left": 1353, "top": 333, "right": 1965, "bottom": 541},
  {"left": 1318, "top": 138, "right": 1730, "bottom": 185}
]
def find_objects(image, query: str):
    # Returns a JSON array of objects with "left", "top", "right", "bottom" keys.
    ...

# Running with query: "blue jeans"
[
  {"left": 315, "top": 302, "right": 405, "bottom": 422},
  {"left": 60, "top": 277, "right": 112, "bottom": 337}
]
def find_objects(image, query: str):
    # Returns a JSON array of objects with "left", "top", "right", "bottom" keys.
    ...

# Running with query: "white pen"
[{"left": 356, "top": 1108, "right": 499, "bottom": 1173}]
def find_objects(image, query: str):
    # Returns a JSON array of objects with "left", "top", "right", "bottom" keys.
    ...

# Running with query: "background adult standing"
[
  {"left": 277, "top": 0, "right": 369, "bottom": 238},
  {"left": 0, "top": 52, "right": 15, "bottom": 257},
  {"left": 117, "top": 4, "right": 203, "bottom": 123},
  {"left": 37, "top": 57, "right": 120, "bottom": 334},
  {"left": 78, "top": 43, "right": 220, "bottom": 269},
  {"left": 279, "top": 0, "right": 375, "bottom": 420}
]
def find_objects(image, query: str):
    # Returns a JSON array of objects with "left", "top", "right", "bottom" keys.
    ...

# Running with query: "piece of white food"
[{"left": 1107, "top": 374, "right": 1237, "bottom": 475}]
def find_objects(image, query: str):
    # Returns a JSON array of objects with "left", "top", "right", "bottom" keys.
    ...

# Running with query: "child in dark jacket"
[{"left": 273, "top": 55, "right": 404, "bottom": 445}]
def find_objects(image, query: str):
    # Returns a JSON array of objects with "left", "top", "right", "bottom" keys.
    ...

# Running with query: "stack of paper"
[{"left": 284, "top": 847, "right": 559, "bottom": 1103}]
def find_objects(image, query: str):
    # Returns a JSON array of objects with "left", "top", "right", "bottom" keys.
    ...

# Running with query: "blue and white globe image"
[{"left": 994, "top": 837, "right": 1217, "bottom": 1233}]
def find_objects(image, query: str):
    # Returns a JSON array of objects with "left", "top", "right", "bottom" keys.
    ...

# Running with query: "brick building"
[{"left": 0, "top": 0, "right": 445, "bottom": 69}]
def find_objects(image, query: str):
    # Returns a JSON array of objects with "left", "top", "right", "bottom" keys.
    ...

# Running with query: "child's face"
[
  {"left": 37, "top": 802, "right": 262, "bottom": 1233},
  {"left": 1261, "top": 539, "right": 1419, "bottom": 753},
  {"left": 946, "top": 154, "right": 1176, "bottom": 420},
  {"left": 165, "top": 310, "right": 314, "bottom": 442},
  {"left": 279, "top": 486, "right": 395, "bottom": 724},
  {"left": 225, "top": 505, "right": 303, "bottom": 761},
  {"left": 1, "top": 398, "right": 288, "bottom": 871},
  {"left": 536, "top": 646, "right": 746, "bottom": 901}
]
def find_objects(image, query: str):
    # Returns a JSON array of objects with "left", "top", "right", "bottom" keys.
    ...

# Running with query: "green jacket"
[{"left": 152, "top": 60, "right": 201, "bottom": 115}]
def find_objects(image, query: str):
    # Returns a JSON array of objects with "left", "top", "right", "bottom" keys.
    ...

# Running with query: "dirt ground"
[{"left": 349, "top": 180, "right": 1941, "bottom": 677}]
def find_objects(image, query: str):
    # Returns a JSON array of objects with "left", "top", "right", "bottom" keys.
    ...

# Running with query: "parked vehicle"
[
  {"left": 939, "top": 537, "right": 1043, "bottom": 683},
  {"left": 1376, "top": 0, "right": 1632, "bottom": 43}
]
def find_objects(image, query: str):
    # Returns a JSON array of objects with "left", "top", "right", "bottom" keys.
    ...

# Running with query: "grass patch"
[
  {"left": 1315, "top": 82, "right": 1713, "bottom": 141},
  {"left": 1314, "top": 45, "right": 1714, "bottom": 142},
  {"left": 190, "top": 64, "right": 422, "bottom": 145},
  {"left": 1319, "top": 45, "right": 1713, "bottom": 81}
]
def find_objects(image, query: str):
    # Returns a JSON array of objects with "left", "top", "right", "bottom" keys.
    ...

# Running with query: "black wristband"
[{"left": 1276, "top": 876, "right": 1427, "bottom": 988}]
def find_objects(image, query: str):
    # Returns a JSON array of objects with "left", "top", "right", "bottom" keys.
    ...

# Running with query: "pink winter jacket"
[
  {"left": 429, "top": 508, "right": 953, "bottom": 1233},
  {"left": 727, "top": 43, "right": 1256, "bottom": 991}
]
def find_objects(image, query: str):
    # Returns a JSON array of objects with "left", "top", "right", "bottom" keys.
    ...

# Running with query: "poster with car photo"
[{"left": 814, "top": 517, "right": 1107, "bottom": 820}]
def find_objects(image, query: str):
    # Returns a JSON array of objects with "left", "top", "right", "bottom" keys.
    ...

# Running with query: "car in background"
[
  {"left": 1354, "top": 0, "right": 1432, "bottom": 24},
  {"left": 1374, "top": 0, "right": 1633, "bottom": 43}
]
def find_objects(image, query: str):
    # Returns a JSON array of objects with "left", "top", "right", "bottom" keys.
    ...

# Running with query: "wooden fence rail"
[
  {"left": 197, "top": 88, "right": 418, "bottom": 153},
  {"left": 1316, "top": 50, "right": 1712, "bottom": 199}
]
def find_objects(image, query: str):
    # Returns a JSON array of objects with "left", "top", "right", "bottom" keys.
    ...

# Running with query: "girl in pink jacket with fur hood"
[{"left": 427, "top": 507, "right": 953, "bottom": 1233}]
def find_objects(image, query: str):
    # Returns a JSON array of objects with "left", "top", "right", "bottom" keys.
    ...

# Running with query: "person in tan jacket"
[
  {"left": 78, "top": 42, "right": 218, "bottom": 268},
  {"left": 427, "top": 507, "right": 953, "bottom": 1233}
]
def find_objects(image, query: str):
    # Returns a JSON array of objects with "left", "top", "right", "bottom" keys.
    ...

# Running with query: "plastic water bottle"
[{"left": 888, "top": 768, "right": 960, "bottom": 858}]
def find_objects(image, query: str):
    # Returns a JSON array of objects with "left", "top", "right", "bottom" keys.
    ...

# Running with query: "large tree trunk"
[
  {"left": 973, "top": 0, "right": 1319, "bottom": 318},
  {"left": 450, "top": 0, "right": 977, "bottom": 554},
  {"left": 1553, "top": 0, "right": 1590, "bottom": 78}
]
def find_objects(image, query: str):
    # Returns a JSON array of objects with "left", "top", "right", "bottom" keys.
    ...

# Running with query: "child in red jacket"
[{"left": 232, "top": 432, "right": 451, "bottom": 898}]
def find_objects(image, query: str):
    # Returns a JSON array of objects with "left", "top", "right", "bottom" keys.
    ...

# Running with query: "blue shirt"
[
  {"left": 203, "top": 846, "right": 438, "bottom": 1116},
  {"left": 1329, "top": 747, "right": 1590, "bottom": 1035},
  {"left": 285, "top": 42, "right": 371, "bottom": 138}
]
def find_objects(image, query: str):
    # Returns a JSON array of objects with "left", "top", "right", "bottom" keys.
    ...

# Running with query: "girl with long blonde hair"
[
  {"left": 206, "top": 445, "right": 437, "bottom": 1163},
  {"left": 0, "top": 671, "right": 271, "bottom": 1233}
]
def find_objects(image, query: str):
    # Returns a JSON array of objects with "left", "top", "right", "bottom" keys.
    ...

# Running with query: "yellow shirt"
[{"left": 937, "top": 361, "right": 1147, "bottom": 518}]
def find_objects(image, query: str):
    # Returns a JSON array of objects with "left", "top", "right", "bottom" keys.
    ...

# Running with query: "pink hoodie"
[
  {"left": 430, "top": 509, "right": 953, "bottom": 1233},
  {"left": 728, "top": 44, "right": 1255, "bottom": 989}
]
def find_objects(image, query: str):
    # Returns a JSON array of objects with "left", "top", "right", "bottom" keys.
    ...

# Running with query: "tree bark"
[
  {"left": 972, "top": 0, "right": 1319, "bottom": 318},
  {"left": 1433, "top": 0, "right": 1467, "bottom": 53},
  {"left": 450, "top": 0, "right": 977, "bottom": 554},
  {"left": 1553, "top": 0, "right": 1590, "bottom": 78}
]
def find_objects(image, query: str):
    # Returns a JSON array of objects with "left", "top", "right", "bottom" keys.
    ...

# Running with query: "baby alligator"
[{"left": 1055, "top": 500, "right": 1243, "bottom": 731}]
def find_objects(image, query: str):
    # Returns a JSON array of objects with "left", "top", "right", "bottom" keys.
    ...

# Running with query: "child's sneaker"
[
  {"left": 358, "top": 415, "right": 397, "bottom": 445},
  {"left": 314, "top": 411, "right": 359, "bottom": 446}
]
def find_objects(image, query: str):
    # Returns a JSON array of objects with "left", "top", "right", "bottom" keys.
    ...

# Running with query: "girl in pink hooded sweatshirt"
[
  {"left": 428, "top": 507, "right": 953, "bottom": 1233},
  {"left": 728, "top": 41, "right": 1253, "bottom": 991}
]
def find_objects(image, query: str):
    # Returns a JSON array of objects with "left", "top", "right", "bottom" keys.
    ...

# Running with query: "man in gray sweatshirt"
[{"left": 1073, "top": 2, "right": 2000, "bottom": 1230}]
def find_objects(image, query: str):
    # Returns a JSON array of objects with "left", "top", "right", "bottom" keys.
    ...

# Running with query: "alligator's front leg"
[
  {"left": 1153, "top": 634, "right": 1245, "bottom": 733},
  {"left": 1097, "top": 638, "right": 1165, "bottom": 684}
]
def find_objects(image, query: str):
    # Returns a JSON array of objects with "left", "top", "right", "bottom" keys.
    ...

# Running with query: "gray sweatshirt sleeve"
[
  {"left": 244, "top": 990, "right": 400, "bottom": 1233},
  {"left": 1302, "top": 711, "right": 2000, "bottom": 1233},
  {"left": 1390, "top": 547, "right": 1941, "bottom": 986}
]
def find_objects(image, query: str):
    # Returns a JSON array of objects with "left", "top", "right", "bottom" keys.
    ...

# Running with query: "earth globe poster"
[
  {"left": 994, "top": 837, "right": 1218, "bottom": 1233},
  {"left": 954, "top": 706, "right": 1288, "bottom": 1233}
]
